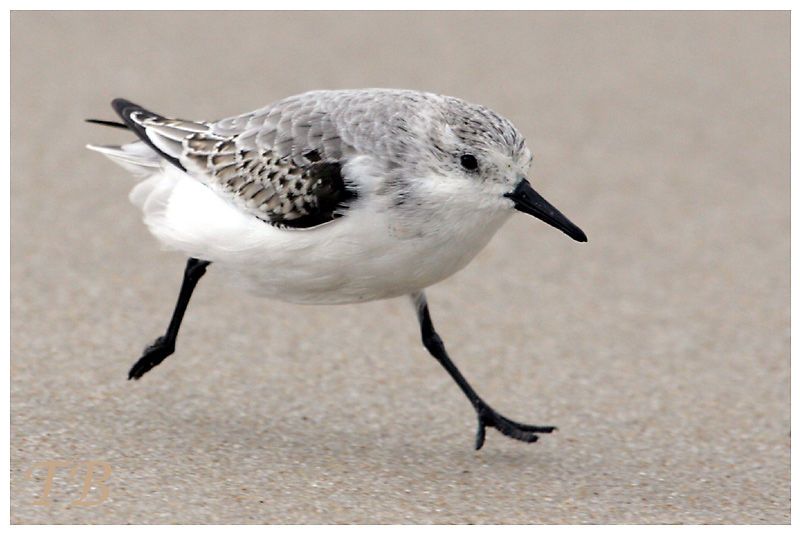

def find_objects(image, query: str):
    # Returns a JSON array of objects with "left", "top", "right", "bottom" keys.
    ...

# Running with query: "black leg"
[
  {"left": 411, "top": 291, "right": 556, "bottom": 449},
  {"left": 128, "top": 258, "right": 211, "bottom": 380}
]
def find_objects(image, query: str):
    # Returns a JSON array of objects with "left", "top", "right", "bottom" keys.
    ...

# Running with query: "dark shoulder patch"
[
  {"left": 275, "top": 160, "right": 357, "bottom": 229},
  {"left": 208, "top": 144, "right": 357, "bottom": 230},
  {"left": 304, "top": 149, "right": 322, "bottom": 163}
]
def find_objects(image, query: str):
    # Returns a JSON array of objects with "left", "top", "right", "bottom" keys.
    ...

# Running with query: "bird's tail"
[
  {"left": 86, "top": 141, "right": 163, "bottom": 178},
  {"left": 86, "top": 112, "right": 164, "bottom": 177},
  {"left": 87, "top": 98, "right": 214, "bottom": 177}
]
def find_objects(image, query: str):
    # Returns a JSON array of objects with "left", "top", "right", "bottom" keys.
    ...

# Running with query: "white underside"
[{"left": 122, "top": 157, "right": 512, "bottom": 305}]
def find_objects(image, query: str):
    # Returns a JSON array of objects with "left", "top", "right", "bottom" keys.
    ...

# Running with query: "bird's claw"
[
  {"left": 474, "top": 405, "right": 556, "bottom": 450},
  {"left": 128, "top": 335, "right": 174, "bottom": 380}
]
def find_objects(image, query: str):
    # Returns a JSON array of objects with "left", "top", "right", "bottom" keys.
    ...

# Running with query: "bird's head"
[{"left": 422, "top": 96, "right": 587, "bottom": 243}]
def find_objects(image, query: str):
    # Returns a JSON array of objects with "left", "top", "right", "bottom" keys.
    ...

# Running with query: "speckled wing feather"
[
  {"left": 208, "top": 89, "right": 444, "bottom": 169},
  {"left": 111, "top": 97, "right": 358, "bottom": 229}
]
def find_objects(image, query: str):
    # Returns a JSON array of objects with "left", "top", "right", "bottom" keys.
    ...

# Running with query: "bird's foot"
[
  {"left": 475, "top": 403, "right": 556, "bottom": 450},
  {"left": 128, "top": 335, "right": 174, "bottom": 380}
]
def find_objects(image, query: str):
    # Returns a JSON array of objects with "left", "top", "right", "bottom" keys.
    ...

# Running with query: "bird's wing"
[{"left": 109, "top": 97, "right": 357, "bottom": 229}]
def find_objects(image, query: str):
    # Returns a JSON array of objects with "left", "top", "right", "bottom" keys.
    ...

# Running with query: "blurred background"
[{"left": 11, "top": 11, "right": 789, "bottom": 524}]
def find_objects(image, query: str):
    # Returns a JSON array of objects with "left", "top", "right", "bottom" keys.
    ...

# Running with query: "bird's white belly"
[
  {"left": 220, "top": 201, "right": 511, "bottom": 304},
  {"left": 140, "top": 172, "right": 511, "bottom": 305}
]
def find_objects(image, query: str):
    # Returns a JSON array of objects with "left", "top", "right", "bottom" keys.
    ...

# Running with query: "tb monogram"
[{"left": 24, "top": 456, "right": 111, "bottom": 506}]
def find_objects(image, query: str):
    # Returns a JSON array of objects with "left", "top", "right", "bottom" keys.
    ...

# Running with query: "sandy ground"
[{"left": 10, "top": 11, "right": 789, "bottom": 524}]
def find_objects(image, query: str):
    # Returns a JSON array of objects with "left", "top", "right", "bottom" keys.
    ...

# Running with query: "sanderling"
[{"left": 87, "top": 89, "right": 587, "bottom": 449}]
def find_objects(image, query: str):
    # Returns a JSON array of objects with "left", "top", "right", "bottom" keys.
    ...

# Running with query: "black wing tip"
[
  {"left": 111, "top": 98, "right": 140, "bottom": 116},
  {"left": 85, "top": 118, "right": 129, "bottom": 130},
  {"left": 83, "top": 99, "right": 146, "bottom": 130},
  {"left": 111, "top": 98, "right": 158, "bottom": 124},
  {"left": 106, "top": 98, "right": 187, "bottom": 172}
]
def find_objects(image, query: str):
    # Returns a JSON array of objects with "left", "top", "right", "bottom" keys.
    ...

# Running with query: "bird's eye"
[{"left": 460, "top": 154, "right": 479, "bottom": 171}]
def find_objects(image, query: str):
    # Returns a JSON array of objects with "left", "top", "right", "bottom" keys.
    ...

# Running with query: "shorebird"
[{"left": 88, "top": 89, "right": 587, "bottom": 449}]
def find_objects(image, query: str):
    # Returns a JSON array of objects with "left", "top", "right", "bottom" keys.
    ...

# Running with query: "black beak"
[{"left": 505, "top": 179, "right": 587, "bottom": 242}]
